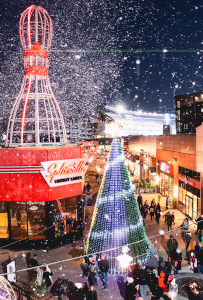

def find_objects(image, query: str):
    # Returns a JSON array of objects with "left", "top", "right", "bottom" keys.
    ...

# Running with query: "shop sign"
[
  {"left": 159, "top": 161, "right": 173, "bottom": 177},
  {"left": 40, "top": 158, "right": 88, "bottom": 187},
  {"left": 140, "top": 155, "right": 156, "bottom": 168},
  {"left": 179, "top": 174, "right": 200, "bottom": 189}
]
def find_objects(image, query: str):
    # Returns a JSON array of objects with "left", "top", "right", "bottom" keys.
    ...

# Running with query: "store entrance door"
[{"left": 186, "top": 196, "right": 193, "bottom": 219}]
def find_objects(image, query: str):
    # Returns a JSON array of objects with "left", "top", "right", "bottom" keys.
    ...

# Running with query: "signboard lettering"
[
  {"left": 40, "top": 158, "right": 88, "bottom": 187},
  {"left": 159, "top": 161, "right": 173, "bottom": 177}
]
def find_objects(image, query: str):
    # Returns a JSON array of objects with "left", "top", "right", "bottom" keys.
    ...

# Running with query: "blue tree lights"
[{"left": 86, "top": 138, "right": 154, "bottom": 273}]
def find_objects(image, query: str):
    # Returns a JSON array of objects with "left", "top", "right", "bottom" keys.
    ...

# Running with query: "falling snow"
[{"left": 0, "top": 0, "right": 202, "bottom": 130}]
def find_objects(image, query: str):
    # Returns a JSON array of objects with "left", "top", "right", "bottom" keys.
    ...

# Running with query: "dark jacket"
[
  {"left": 73, "top": 288, "right": 84, "bottom": 300},
  {"left": 87, "top": 290, "right": 97, "bottom": 300},
  {"left": 196, "top": 249, "right": 203, "bottom": 265},
  {"left": 43, "top": 271, "right": 53, "bottom": 288},
  {"left": 186, "top": 233, "right": 192, "bottom": 243},
  {"left": 196, "top": 217, "right": 203, "bottom": 230},
  {"left": 137, "top": 195, "right": 142, "bottom": 205},
  {"left": 195, "top": 244, "right": 200, "bottom": 253},
  {"left": 149, "top": 206, "right": 155, "bottom": 215},
  {"left": 174, "top": 252, "right": 182, "bottom": 270},
  {"left": 158, "top": 261, "right": 167, "bottom": 275},
  {"left": 144, "top": 203, "right": 148, "bottom": 212},
  {"left": 140, "top": 206, "right": 145, "bottom": 214},
  {"left": 139, "top": 268, "right": 148, "bottom": 285},
  {"left": 156, "top": 205, "right": 161, "bottom": 214},
  {"left": 167, "top": 214, "right": 172, "bottom": 226},
  {"left": 125, "top": 282, "right": 137, "bottom": 300},
  {"left": 88, "top": 263, "right": 97, "bottom": 275},
  {"left": 167, "top": 237, "right": 178, "bottom": 251},
  {"left": 99, "top": 259, "right": 109, "bottom": 273}
]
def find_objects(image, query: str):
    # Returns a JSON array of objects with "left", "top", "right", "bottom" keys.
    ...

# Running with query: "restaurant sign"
[
  {"left": 178, "top": 174, "right": 200, "bottom": 190},
  {"left": 40, "top": 158, "right": 88, "bottom": 187},
  {"left": 159, "top": 161, "right": 174, "bottom": 177}
]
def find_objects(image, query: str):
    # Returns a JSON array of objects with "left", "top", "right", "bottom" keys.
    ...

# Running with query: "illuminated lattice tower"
[{"left": 6, "top": 5, "right": 67, "bottom": 146}]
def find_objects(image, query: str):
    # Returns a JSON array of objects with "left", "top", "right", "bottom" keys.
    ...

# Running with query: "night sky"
[{"left": 0, "top": 0, "right": 202, "bottom": 123}]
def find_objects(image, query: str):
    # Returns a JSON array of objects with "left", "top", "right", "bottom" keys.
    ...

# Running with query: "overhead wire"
[{"left": 0, "top": 218, "right": 202, "bottom": 277}]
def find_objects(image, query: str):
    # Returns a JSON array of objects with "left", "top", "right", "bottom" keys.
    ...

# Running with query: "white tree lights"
[
  {"left": 86, "top": 138, "right": 154, "bottom": 273},
  {"left": 0, "top": 276, "right": 16, "bottom": 300}
]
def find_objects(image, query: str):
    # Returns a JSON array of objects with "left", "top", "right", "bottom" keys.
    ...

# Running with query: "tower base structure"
[{"left": 0, "top": 145, "right": 87, "bottom": 248}]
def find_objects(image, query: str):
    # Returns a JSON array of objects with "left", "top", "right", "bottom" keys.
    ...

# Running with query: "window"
[
  {"left": 177, "top": 110, "right": 180, "bottom": 121},
  {"left": 177, "top": 101, "right": 180, "bottom": 108},
  {"left": 0, "top": 203, "right": 8, "bottom": 239},
  {"left": 183, "top": 111, "right": 185, "bottom": 115},
  {"left": 201, "top": 108, "right": 203, "bottom": 112},
  {"left": 184, "top": 124, "right": 185, "bottom": 130},
  {"left": 186, "top": 124, "right": 188, "bottom": 129},
  {"left": 186, "top": 110, "right": 189, "bottom": 115},
  {"left": 177, "top": 122, "right": 181, "bottom": 132}
]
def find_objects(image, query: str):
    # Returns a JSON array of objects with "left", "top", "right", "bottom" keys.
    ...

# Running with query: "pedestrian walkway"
[{"left": 0, "top": 198, "right": 199, "bottom": 300}]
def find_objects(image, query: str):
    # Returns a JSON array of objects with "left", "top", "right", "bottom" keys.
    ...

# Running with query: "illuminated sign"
[
  {"left": 40, "top": 158, "right": 88, "bottom": 187},
  {"left": 159, "top": 161, "right": 173, "bottom": 177},
  {"left": 179, "top": 174, "right": 200, "bottom": 189}
]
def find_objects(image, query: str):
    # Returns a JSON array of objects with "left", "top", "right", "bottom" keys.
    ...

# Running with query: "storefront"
[
  {"left": 0, "top": 146, "right": 87, "bottom": 246},
  {"left": 125, "top": 152, "right": 140, "bottom": 179},
  {"left": 178, "top": 166, "right": 201, "bottom": 221},
  {"left": 158, "top": 161, "right": 174, "bottom": 197},
  {"left": 140, "top": 155, "right": 156, "bottom": 184}
]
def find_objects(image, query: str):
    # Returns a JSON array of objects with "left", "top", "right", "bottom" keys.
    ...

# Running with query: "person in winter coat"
[
  {"left": 186, "top": 231, "right": 192, "bottom": 251},
  {"left": 195, "top": 215, "right": 203, "bottom": 235},
  {"left": 171, "top": 212, "right": 175, "bottom": 225},
  {"left": 174, "top": 249, "right": 182, "bottom": 274},
  {"left": 73, "top": 283, "right": 84, "bottom": 300},
  {"left": 189, "top": 252, "right": 196, "bottom": 271},
  {"left": 137, "top": 193, "right": 143, "bottom": 209},
  {"left": 166, "top": 213, "right": 172, "bottom": 232},
  {"left": 139, "top": 265, "right": 148, "bottom": 300},
  {"left": 167, "top": 235, "right": 178, "bottom": 259},
  {"left": 87, "top": 285, "right": 97, "bottom": 300},
  {"left": 125, "top": 277, "right": 137, "bottom": 300},
  {"left": 98, "top": 255, "right": 109, "bottom": 290},
  {"left": 87, "top": 258, "right": 97, "bottom": 286},
  {"left": 196, "top": 247, "right": 203, "bottom": 274},
  {"left": 165, "top": 257, "right": 172, "bottom": 276},
  {"left": 140, "top": 204, "right": 146, "bottom": 223},
  {"left": 144, "top": 200, "right": 148, "bottom": 218},
  {"left": 149, "top": 203, "right": 155, "bottom": 220},
  {"left": 162, "top": 211, "right": 169, "bottom": 224},
  {"left": 195, "top": 241, "right": 200, "bottom": 253},
  {"left": 42, "top": 265, "right": 53, "bottom": 289},
  {"left": 155, "top": 203, "right": 161, "bottom": 225},
  {"left": 148, "top": 253, "right": 159, "bottom": 269}
]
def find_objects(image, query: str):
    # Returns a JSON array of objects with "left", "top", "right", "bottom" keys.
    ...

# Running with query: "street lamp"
[{"left": 116, "top": 246, "right": 133, "bottom": 274}]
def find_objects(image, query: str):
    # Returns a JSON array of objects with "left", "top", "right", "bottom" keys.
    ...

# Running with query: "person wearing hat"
[
  {"left": 73, "top": 283, "right": 84, "bottom": 300},
  {"left": 29, "top": 253, "right": 39, "bottom": 279},
  {"left": 167, "top": 235, "right": 178, "bottom": 259},
  {"left": 195, "top": 241, "right": 200, "bottom": 253},
  {"left": 87, "top": 285, "right": 97, "bottom": 300},
  {"left": 148, "top": 253, "right": 159, "bottom": 269},
  {"left": 167, "top": 278, "right": 178, "bottom": 300},
  {"left": 125, "top": 277, "right": 137, "bottom": 300},
  {"left": 87, "top": 258, "right": 97, "bottom": 286},
  {"left": 186, "top": 231, "right": 192, "bottom": 251}
]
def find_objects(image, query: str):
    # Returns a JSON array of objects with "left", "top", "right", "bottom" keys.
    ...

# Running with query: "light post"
[{"left": 116, "top": 246, "right": 133, "bottom": 275}]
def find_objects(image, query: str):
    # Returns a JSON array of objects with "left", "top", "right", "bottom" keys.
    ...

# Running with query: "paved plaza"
[{"left": 0, "top": 193, "right": 200, "bottom": 299}]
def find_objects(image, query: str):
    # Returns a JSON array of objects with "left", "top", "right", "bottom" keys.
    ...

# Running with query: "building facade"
[{"left": 175, "top": 90, "right": 203, "bottom": 134}]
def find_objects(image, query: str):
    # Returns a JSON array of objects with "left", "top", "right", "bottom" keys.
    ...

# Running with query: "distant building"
[
  {"left": 175, "top": 90, "right": 203, "bottom": 134},
  {"left": 94, "top": 105, "right": 176, "bottom": 138}
]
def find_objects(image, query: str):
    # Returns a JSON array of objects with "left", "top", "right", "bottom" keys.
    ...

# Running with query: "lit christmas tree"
[{"left": 86, "top": 138, "right": 154, "bottom": 273}]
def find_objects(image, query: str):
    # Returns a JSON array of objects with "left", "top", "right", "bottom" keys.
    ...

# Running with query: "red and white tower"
[{"left": 6, "top": 5, "right": 67, "bottom": 146}]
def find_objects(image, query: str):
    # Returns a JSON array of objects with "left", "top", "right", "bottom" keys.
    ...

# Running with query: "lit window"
[
  {"left": 177, "top": 110, "right": 180, "bottom": 120},
  {"left": 186, "top": 124, "right": 188, "bottom": 129},
  {"left": 201, "top": 108, "right": 203, "bottom": 112},
  {"left": 184, "top": 124, "right": 185, "bottom": 130},
  {"left": 183, "top": 111, "right": 185, "bottom": 115},
  {"left": 177, "top": 101, "right": 180, "bottom": 108}
]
